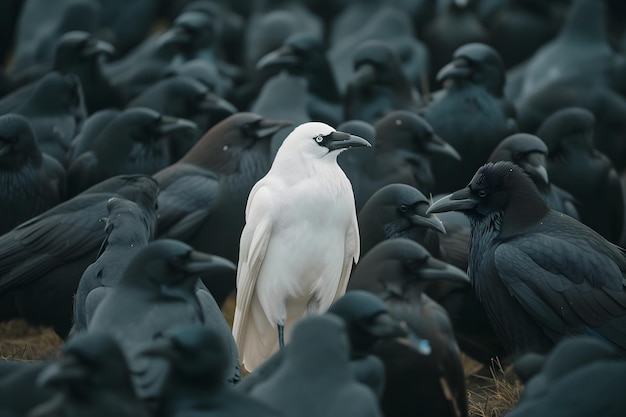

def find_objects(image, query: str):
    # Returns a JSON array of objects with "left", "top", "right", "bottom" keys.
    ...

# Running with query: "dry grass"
[
  {"left": 465, "top": 357, "right": 523, "bottom": 417},
  {"left": 0, "top": 320, "right": 62, "bottom": 361},
  {"left": 0, "top": 301, "right": 522, "bottom": 416}
]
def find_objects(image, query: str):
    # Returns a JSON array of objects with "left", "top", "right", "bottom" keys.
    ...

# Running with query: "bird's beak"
[
  {"left": 426, "top": 187, "right": 477, "bottom": 214},
  {"left": 179, "top": 251, "right": 236, "bottom": 275},
  {"left": 407, "top": 211, "right": 446, "bottom": 234},
  {"left": 156, "top": 116, "right": 198, "bottom": 137},
  {"left": 521, "top": 153, "right": 549, "bottom": 185},
  {"left": 325, "top": 131, "right": 372, "bottom": 151},
  {"left": 351, "top": 62, "right": 377, "bottom": 87},
  {"left": 367, "top": 312, "right": 409, "bottom": 339},
  {"left": 37, "top": 355, "right": 86, "bottom": 388},
  {"left": 160, "top": 26, "right": 192, "bottom": 46},
  {"left": 256, "top": 46, "right": 299, "bottom": 70},
  {"left": 418, "top": 256, "right": 470, "bottom": 284},
  {"left": 437, "top": 58, "right": 471, "bottom": 83},
  {"left": 82, "top": 39, "right": 116, "bottom": 58},
  {"left": 424, "top": 134, "right": 461, "bottom": 161},
  {"left": 198, "top": 92, "right": 238, "bottom": 116},
  {"left": 252, "top": 119, "right": 294, "bottom": 140}
]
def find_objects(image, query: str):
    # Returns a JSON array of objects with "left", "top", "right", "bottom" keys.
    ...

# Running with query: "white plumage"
[{"left": 232, "top": 122, "right": 370, "bottom": 371}]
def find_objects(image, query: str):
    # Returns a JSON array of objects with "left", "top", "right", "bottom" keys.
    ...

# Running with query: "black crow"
[{"left": 428, "top": 161, "right": 626, "bottom": 355}]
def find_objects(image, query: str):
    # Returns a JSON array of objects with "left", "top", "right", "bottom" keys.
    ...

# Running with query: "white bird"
[{"left": 233, "top": 121, "right": 371, "bottom": 372}]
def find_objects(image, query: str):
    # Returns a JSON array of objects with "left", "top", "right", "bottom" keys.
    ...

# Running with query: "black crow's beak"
[
  {"left": 250, "top": 119, "right": 294, "bottom": 140},
  {"left": 160, "top": 26, "right": 192, "bottom": 45},
  {"left": 156, "top": 116, "right": 198, "bottom": 137},
  {"left": 324, "top": 131, "right": 372, "bottom": 151},
  {"left": 37, "top": 355, "right": 86, "bottom": 388},
  {"left": 367, "top": 312, "right": 409, "bottom": 339},
  {"left": 351, "top": 62, "right": 377, "bottom": 87},
  {"left": 407, "top": 211, "right": 446, "bottom": 234},
  {"left": 521, "top": 153, "right": 549, "bottom": 185},
  {"left": 82, "top": 39, "right": 116, "bottom": 58},
  {"left": 256, "top": 46, "right": 299, "bottom": 70},
  {"left": 178, "top": 251, "right": 236, "bottom": 275},
  {"left": 418, "top": 256, "right": 469, "bottom": 284},
  {"left": 424, "top": 134, "right": 461, "bottom": 161},
  {"left": 427, "top": 187, "right": 477, "bottom": 214},
  {"left": 437, "top": 58, "right": 472, "bottom": 83},
  {"left": 198, "top": 93, "right": 238, "bottom": 115}
]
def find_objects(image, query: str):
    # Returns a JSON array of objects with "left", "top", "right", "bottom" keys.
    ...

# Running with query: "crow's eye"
[
  {"left": 478, "top": 190, "right": 487, "bottom": 198},
  {"left": 399, "top": 204, "right": 408, "bottom": 213}
]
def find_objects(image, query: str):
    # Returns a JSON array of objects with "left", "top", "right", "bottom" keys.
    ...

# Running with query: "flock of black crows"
[{"left": 0, "top": 0, "right": 626, "bottom": 416}]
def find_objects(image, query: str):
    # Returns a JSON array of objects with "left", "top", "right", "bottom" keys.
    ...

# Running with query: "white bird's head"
[{"left": 277, "top": 122, "right": 371, "bottom": 160}]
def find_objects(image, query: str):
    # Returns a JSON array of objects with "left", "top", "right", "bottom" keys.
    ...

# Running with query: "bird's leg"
[{"left": 278, "top": 324, "right": 285, "bottom": 348}]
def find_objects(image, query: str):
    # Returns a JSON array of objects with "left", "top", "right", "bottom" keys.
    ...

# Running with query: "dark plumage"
[
  {"left": 0, "top": 360, "right": 51, "bottom": 417},
  {"left": 237, "top": 291, "right": 408, "bottom": 398},
  {"left": 6, "top": 31, "right": 120, "bottom": 113},
  {"left": 536, "top": 107, "right": 624, "bottom": 243},
  {"left": 343, "top": 40, "right": 421, "bottom": 124},
  {"left": 482, "top": 0, "right": 562, "bottom": 69},
  {"left": 488, "top": 133, "right": 579, "bottom": 219},
  {"left": 0, "top": 72, "right": 86, "bottom": 165},
  {"left": 423, "top": 0, "right": 489, "bottom": 86},
  {"left": 0, "top": 114, "right": 65, "bottom": 235},
  {"left": 145, "top": 325, "right": 282, "bottom": 417},
  {"left": 155, "top": 113, "right": 292, "bottom": 304},
  {"left": 348, "top": 238, "right": 469, "bottom": 417},
  {"left": 10, "top": 0, "right": 100, "bottom": 76},
  {"left": 95, "top": 0, "right": 158, "bottom": 56},
  {"left": 52, "top": 31, "right": 120, "bottom": 113},
  {"left": 358, "top": 183, "right": 445, "bottom": 258},
  {"left": 128, "top": 74, "right": 236, "bottom": 130},
  {"left": 425, "top": 42, "right": 517, "bottom": 194},
  {"left": 508, "top": 336, "right": 626, "bottom": 417},
  {"left": 428, "top": 161, "right": 626, "bottom": 355},
  {"left": 128, "top": 75, "right": 237, "bottom": 160},
  {"left": 0, "top": 175, "right": 159, "bottom": 338},
  {"left": 344, "top": 110, "right": 460, "bottom": 210},
  {"left": 255, "top": 32, "right": 341, "bottom": 126},
  {"left": 249, "top": 315, "right": 383, "bottom": 417},
  {"left": 28, "top": 333, "right": 150, "bottom": 417},
  {"left": 72, "top": 197, "right": 157, "bottom": 333},
  {"left": 88, "top": 239, "right": 241, "bottom": 399},
  {"left": 104, "top": 11, "right": 211, "bottom": 103},
  {"left": 516, "top": 0, "right": 624, "bottom": 101},
  {"left": 67, "top": 107, "right": 197, "bottom": 197},
  {"left": 329, "top": 6, "right": 429, "bottom": 95},
  {"left": 250, "top": 72, "right": 309, "bottom": 158}
]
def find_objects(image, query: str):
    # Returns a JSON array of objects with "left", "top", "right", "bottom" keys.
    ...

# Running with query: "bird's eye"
[
  {"left": 399, "top": 204, "right": 408, "bottom": 213},
  {"left": 314, "top": 135, "right": 324, "bottom": 143},
  {"left": 478, "top": 190, "right": 487, "bottom": 198}
]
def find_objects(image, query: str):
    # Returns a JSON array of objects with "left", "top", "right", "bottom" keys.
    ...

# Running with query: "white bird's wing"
[
  {"left": 232, "top": 183, "right": 274, "bottom": 366},
  {"left": 333, "top": 205, "right": 360, "bottom": 302}
]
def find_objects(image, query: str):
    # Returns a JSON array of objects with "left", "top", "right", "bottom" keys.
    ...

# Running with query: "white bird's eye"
[{"left": 315, "top": 135, "right": 324, "bottom": 143}]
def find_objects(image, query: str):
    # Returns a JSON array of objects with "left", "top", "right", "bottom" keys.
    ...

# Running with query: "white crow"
[{"left": 233, "top": 121, "right": 371, "bottom": 371}]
